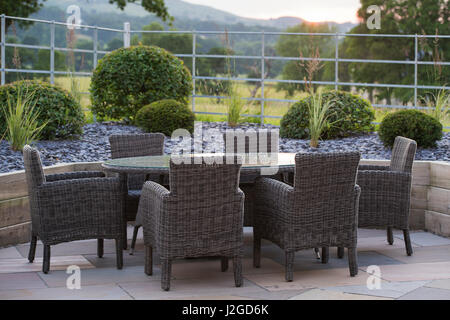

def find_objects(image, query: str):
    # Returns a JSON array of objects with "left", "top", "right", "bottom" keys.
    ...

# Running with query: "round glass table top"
[{"left": 102, "top": 153, "right": 296, "bottom": 171}]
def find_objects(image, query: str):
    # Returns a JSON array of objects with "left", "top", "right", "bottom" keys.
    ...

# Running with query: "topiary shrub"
[
  {"left": 280, "top": 90, "right": 375, "bottom": 139},
  {"left": 135, "top": 99, "right": 195, "bottom": 136},
  {"left": 0, "top": 80, "right": 84, "bottom": 140},
  {"left": 379, "top": 110, "right": 443, "bottom": 148},
  {"left": 90, "top": 45, "right": 192, "bottom": 122}
]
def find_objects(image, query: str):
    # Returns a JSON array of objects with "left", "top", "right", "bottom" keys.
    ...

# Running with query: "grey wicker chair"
[
  {"left": 223, "top": 129, "right": 283, "bottom": 227},
  {"left": 355, "top": 136, "right": 417, "bottom": 257},
  {"left": 23, "top": 145, "right": 124, "bottom": 273},
  {"left": 139, "top": 156, "right": 244, "bottom": 291},
  {"left": 253, "top": 152, "right": 361, "bottom": 282},
  {"left": 109, "top": 133, "right": 165, "bottom": 253}
]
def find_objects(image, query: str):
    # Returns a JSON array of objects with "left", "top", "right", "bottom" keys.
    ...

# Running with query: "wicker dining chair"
[
  {"left": 23, "top": 145, "right": 124, "bottom": 273},
  {"left": 139, "top": 156, "right": 244, "bottom": 291},
  {"left": 223, "top": 129, "right": 283, "bottom": 227},
  {"left": 354, "top": 136, "right": 417, "bottom": 257},
  {"left": 109, "top": 133, "right": 165, "bottom": 253},
  {"left": 253, "top": 152, "right": 361, "bottom": 282}
]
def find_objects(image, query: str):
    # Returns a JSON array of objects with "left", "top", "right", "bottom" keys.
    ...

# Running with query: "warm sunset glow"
[{"left": 183, "top": 0, "right": 361, "bottom": 23}]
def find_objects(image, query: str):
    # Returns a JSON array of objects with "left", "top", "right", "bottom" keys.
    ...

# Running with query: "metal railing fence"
[{"left": 1, "top": 14, "right": 449, "bottom": 127}]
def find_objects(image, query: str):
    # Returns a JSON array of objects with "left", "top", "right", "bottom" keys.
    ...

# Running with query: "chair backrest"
[
  {"left": 223, "top": 130, "right": 279, "bottom": 154},
  {"left": 389, "top": 136, "right": 417, "bottom": 173},
  {"left": 292, "top": 152, "right": 360, "bottom": 227},
  {"left": 109, "top": 133, "right": 165, "bottom": 190},
  {"left": 23, "top": 145, "right": 46, "bottom": 192},
  {"left": 109, "top": 133, "right": 165, "bottom": 159},
  {"left": 169, "top": 156, "right": 241, "bottom": 199}
]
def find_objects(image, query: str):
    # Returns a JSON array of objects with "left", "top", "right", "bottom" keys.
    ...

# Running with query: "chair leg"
[
  {"left": 233, "top": 256, "right": 243, "bottom": 287},
  {"left": 42, "top": 245, "right": 51, "bottom": 274},
  {"left": 28, "top": 235, "right": 37, "bottom": 263},
  {"left": 122, "top": 223, "right": 128, "bottom": 250},
  {"left": 337, "top": 247, "right": 345, "bottom": 259},
  {"left": 161, "top": 259, "right": 172, "bottom": 291},
  {"left": 130, "top": 225, "right": 140, "bottom": 255},
  {"left": 285, "top": 251, "right": 294, "bottom": 282},
  {"left": 348, "top": 247, "right": 358, "bottom": 277},
  {"left": 321, "top": 247, "right": 329, "bottom": 264},
  {"left": 253, "top": 235, "right": 261, "bottom": 268},
  {"left": 221, "top": 257, "right": 229, "bottom": 272},
  {"left": 144, "top": 245, "right": 153, "bottom": 276},
  {"left": 97, "top": 239, "right": 104, "bottom": 258},
  {"left": 314, "top": 248, "right": 321, "bottom": 260},
  {"left": 403, "top": 229, "right": 413, "bottom": 256},
  {"left": 115, "top": 238, "right": 123, "bottom": 270},
  {"left": 387, "top": 227, "right": 394, "bottom": 245}
]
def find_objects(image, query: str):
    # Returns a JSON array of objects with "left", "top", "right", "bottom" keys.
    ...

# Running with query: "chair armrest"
[
  {"left": 139, "top": 181, "right": 170, "bottom": 224},
  {"left": 45, "top": 171, "right": 105, "bottom": 182},
  {"left": 357, "top": 170, "right": 412, "bottom": 192},
  {"left": 36, "top": 177, "right": 123, "bottom": 233},
  {"left": 358, "top": 165, "right": 389, "bottom": 171},
  {"left": 255, "top": 177, "right": 294, "bottom": 222}
]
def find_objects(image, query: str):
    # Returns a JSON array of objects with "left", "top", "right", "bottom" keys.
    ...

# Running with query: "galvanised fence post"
[
  {"left": 192, "top": 31, "right": 196, "bottom": 113},
  {"left": 335, "top": 33, "right": 339, "bottom": 91},
  {"left": 260, "top": 31, "right": 265, "bottom": 125},
  {"left": 1, "top": 14, "right": 5, "bottom": 85},
  {"left": 50, "top": 21, "right": 55, "bottom": 84},
  {"left": 414, "top": 34, "right": 418, "bottom": 108}
]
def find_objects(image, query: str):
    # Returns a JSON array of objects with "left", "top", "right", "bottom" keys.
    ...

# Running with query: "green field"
[{"left": 54, "top": 76, "right": 449, "bottom": 130}]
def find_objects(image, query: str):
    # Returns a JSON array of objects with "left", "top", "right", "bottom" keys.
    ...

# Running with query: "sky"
[{"left": 183, "top": 0, "right": 362, "bottom": 23}]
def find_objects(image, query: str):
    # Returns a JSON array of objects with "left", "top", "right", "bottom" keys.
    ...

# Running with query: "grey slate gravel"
[{"left": 1, "top": 121, "right": 448, "bottom": 173}]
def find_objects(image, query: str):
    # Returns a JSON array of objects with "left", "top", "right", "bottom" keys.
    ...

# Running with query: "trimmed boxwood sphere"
[
  {"left": 280, "top": 90, "right": 375, "bottom": 139},
  {"left": 379, "top": 110, "right": 443, "bottom": 148},
  {"left": 135, "top": 99, "right": 195, "bottom": 136},
  {"left": 0, "top": 80, "right": 84, "bottom": 140},
  {"left": 90, "top": 45, "right": 192, "bottom": 122}
]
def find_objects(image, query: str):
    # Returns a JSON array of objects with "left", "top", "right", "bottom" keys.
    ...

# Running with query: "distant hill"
[{"left": 42, "top": 0, "right": 355, "bottom": 32}]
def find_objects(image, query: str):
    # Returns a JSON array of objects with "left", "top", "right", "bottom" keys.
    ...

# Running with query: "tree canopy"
[{"left": 109, "top": 0, "right": 172, "bottom": 23}]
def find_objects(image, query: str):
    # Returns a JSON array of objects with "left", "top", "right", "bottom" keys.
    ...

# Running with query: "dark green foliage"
[
  {"left": 90, "top": 45, "right": 192, "bottom": 122},
  {"left": 280, "top": 90, "right": 375, "bottom": 139},
  {"left": 135, "top": 99, "right": 195, "bottom": 136},
  {"left": 0, "top": 80, "right": 84, "bottom": 140},
  {"left": 379, "top": 110, "right": 443, "bottom": 148}
]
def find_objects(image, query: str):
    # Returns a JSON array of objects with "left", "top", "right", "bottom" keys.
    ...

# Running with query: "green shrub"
[
  {"left": 379, "top": 110, "right": 443, "bottom": 148},
  {"left": 0, "top": 80, "right": 84, "bottom": 140},
  {"left": 135, "top": 99, "right": 195, "bottom": 136},
  {"left": 280, "top": 90, "right": 375, "bottom": 139},
  {"left": 90, "top": 45, "right": 192, "bottom": 122}
]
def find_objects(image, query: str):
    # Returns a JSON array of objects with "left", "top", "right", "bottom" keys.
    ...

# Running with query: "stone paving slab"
[
  {"left": 0, "top": 284, "right": 132, "bottom": 300},
  {"left": 424, "top": 279, "right": 450, "bottom": 290},
  {"left": 0, "top": 255, "right": 94, "bottom": 273},
  {"left": 0, "top": 272, "right": 48, "bottom": 290},
  {"left": 252, "top": 246, "right": 404, "bottom": 272},
  {"left": 378, "top": 262, "right": 450, "bottom": 282},
  {"left": 0, "top": 246, "right": 23, "bottom": 259},
  {"left": 394, "top": 231, "right": 450, "bottom": 247},
  {"left": 288, "top": 288, "right": 392, "bottom": 300},
  {"left": 357, "top": 236, "right": 419, "bottom": 251},
  {"left": 376, "top": 245, "right": 450, "bottom": 264},
  {"left": 38, "top": 266, "right": 158, "bottom": 288},
  {"left": 324, "top": 280, "right": 430, "bottom": 299},
  {"left": 244, "top": 268, "right": 371, "bottom": 292},
  {"left": 118, "top": 275, "right": 265, "bottom": 300},
  {"left": 397, "top": 286, "right": 450, "bottom": 300}
]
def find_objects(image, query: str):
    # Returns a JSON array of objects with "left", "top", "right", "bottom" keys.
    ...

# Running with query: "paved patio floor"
[{"left": 1, "top": 227, "right": 450, "bottom": 300}]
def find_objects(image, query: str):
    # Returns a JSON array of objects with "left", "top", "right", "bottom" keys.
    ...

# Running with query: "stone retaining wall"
[{"left": 0, "top": 160, "right": 448, "bottom": 247}]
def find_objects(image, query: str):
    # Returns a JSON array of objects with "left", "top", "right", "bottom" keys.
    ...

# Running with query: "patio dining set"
[{"left": 22, "top": 133, "right": 417, "bottom": 291}]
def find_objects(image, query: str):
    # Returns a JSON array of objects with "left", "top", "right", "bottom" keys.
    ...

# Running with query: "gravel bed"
[{"left": 1, "top": 121, "right": 448, "bottom": 173}]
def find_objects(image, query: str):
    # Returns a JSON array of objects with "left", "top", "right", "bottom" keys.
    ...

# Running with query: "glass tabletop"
[{"left": 103, "top": 153, "right": 296, "bottom": 170}]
